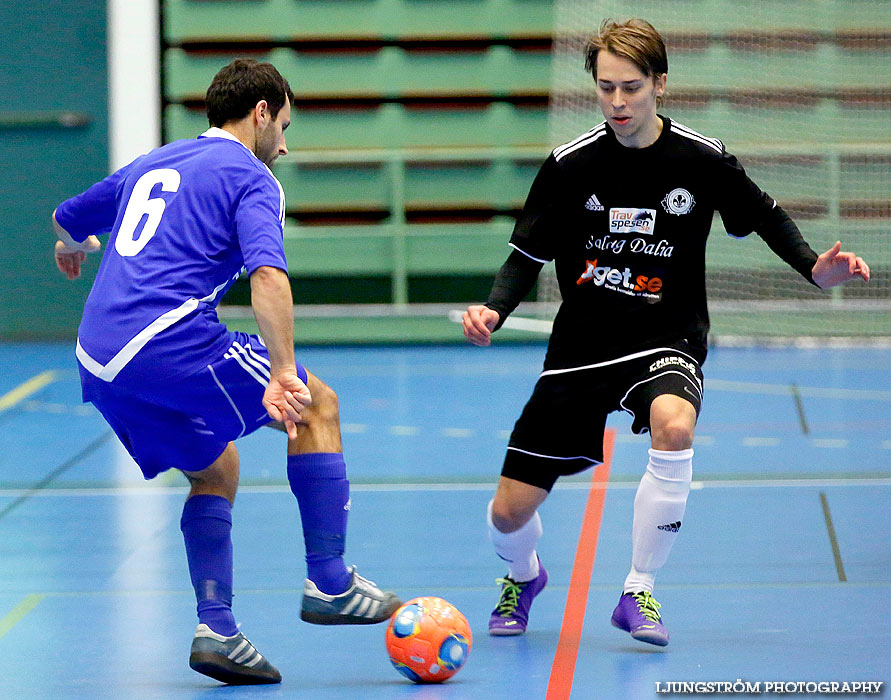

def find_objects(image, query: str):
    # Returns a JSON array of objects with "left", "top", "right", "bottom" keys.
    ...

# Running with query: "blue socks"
[
  {"left": 179, "top": 454, "right": 351, "bottom": 635},
  {"left": 180, "top": 495, "right": 238, "bottom": 637},
  {"left": 287, "top": 453, "right": 352, "bottom": 595}
]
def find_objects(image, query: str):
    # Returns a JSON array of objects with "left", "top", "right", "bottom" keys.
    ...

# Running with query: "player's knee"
[
  {"left": 650, "top": 420, "right": 694, "bottom": 451},
  {"left": 649, "top": 395, "right": 696, "bottom": 451},
  {"left": 305, "top": 377, "right": 340, "bottom": 426},
  {"left": 490, "top": 499, "right": 533, "bottom": 533},
  {"left": 181, "top": 444, "right": 240, "bottom": 502}
]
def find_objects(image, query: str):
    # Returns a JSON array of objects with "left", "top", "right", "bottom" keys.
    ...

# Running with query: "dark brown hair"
[
  {"left": 585, "top": 19, "right": 668, "bottom": 103},
  {"left": 205, "top": 58, "right": 294, "bottom": 127}
]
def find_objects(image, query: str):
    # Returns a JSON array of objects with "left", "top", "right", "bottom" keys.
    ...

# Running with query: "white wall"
[{"left": 107, "top": 0, "right": 161, "bottom": 172}]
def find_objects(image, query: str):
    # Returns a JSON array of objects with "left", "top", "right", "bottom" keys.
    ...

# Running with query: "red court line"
[{"left": 546, "top": 428, "right": 615, "bottom": 700}]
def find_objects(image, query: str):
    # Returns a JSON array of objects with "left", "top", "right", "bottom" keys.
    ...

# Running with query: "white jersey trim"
[
  {"left": 208, "top": 364, "right": 247, "bottom": 438},
  {"left": 508, "top": 242, "right": 551, "bottom": 264},
  {"left": 199, "top": 277, "right": 234, "bottom": 305},
  {"left": 224, "top": 344, "right": 270, "bottom": 388},
  {"left": 202, "top": 128, "right": 288, "bottom": 229},
  {"left": 620, "top": 369, "right": 703, "bottom": 408},
  {"left": 200, "top": 127, "right": 250, "bottom": 149},
  {"left": 618, "top": 370, "right": 704, "bottom": 425},
  {"left": 507, "top": 446, "right": 602, "bottom": 464},
  {"left": 76, "top": 297, "right": 200, "bottom": 382},
  {"left": 539, "top": 347, "right": 701, "bottom": 378},
  {"left": 669, "top": 122, "right": 723, "bottom": 154},
  {"left": 231, "top": 341, "right": 271, "bottom": 381},
  {"left": 553, "top": 123, "right": 608, "bottom": 161}
]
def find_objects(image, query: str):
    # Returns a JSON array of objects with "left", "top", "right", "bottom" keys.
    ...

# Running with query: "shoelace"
[
  {"left": 494, "top": 577, "right": 523, "bottom": 616},
  {"left": 350, "top": 569, "right": 388, "bottom": 603},
  {"left": 632, "top": 591, "right": 662, "bottom": 623}
]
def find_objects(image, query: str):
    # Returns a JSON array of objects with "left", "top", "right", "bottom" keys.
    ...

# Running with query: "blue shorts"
[{"left": 79, "top": 332, "right": 308, "bottom": 479}]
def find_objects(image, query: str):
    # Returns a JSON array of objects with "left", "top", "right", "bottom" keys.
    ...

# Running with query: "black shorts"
[{"left": 502, "top": 345, "right": 704, "bottom": 492}]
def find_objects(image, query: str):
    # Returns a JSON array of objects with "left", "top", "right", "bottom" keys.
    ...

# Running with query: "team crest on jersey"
[
  {"left": 609, "top": 208, "right": 656, "bottom": 235},
  {"left": 584, "top": 193, "right": 604, "bottom": 211},
  {"left": 662, "top": 188, "right": 695, "bottom": 215}
]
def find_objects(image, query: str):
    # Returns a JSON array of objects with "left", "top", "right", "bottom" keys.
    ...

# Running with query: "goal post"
[{"left": 541, "top": 0, "right": 890, "bottom": 341}]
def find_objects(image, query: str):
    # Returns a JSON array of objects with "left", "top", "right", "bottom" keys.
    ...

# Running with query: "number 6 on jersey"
[{"left": 115, "top": 168, "right": 181, "bottom": 257}]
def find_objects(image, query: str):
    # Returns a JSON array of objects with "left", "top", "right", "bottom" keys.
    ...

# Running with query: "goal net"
[{"left": 542, "top": 0, "right": 890, "bottom": 341}]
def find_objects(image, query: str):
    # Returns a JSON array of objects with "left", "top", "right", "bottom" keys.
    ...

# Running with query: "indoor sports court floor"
[{"left": 1, "top": 342, "right": 889, "bottom": 699}]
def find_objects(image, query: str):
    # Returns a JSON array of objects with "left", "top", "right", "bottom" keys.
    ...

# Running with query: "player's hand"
[
  {"left": 54, "top": 236, "right": 101, "bottom": 280},
  {"left": 262, "top": 369, "right": 312, "bottom": 439},
  {"left": 462, "top": 305, "right": 501, "bottom": 347},
  {"left": 812, "top": 241, "right": 870, "bottom": 289}
]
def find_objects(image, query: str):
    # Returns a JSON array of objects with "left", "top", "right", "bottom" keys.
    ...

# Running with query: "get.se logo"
[{"left": 576, "top": 259, "right": 663, "bottom": 297}]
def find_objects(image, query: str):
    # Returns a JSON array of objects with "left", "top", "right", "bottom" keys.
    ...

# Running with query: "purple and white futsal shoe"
[
  {"left": 488, "top": 559, "right": 549, "bottom": 636},
  {"left": 610, "top": 591, "right": 670, "bottom": 646}
]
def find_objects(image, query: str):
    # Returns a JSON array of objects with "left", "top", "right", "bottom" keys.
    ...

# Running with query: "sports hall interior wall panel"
[{"left": 0, "top": 0, "right": 109, "bottom": 340}]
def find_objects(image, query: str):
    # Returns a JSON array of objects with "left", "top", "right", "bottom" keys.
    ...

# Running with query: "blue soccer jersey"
[{"left": 55, "top": 128, "right": 288, "bottom": 390}]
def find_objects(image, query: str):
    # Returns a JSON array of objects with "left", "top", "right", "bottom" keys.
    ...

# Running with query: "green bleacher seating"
[
  {"left": 165, "top": 46, "right": 551, "bottom": 101},
  {"left": 165, "top": 102, "right": 549, "bottom": 150},
  {"left": 283, "top": 222, "right": 515, "bottom": 276},
  {"left": 164, "top": 0, "right": 555, "bottom": 42},
  {"left": 163, "top": 0, "right": 889, "bottom": 316}
]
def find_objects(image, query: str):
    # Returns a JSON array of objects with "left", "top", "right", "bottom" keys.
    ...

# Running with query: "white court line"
[
  {"left": 442, "top": 428, "right": 473, "bottom": 438},
  {"left": 706, "top": 378, "right": 891, "bottom": 402},
  {"left": 3, "top": 477, "right": 890, "bottom": 499},
  {"left": 389, "top": 425, "right": 420, "bottom": 436},
  {"left": 447, "top": 309, "right": 553, "bottom": 334},
  {"left": 812, "top": 438, "right": 850, "bottom": 448},
  {"left": 742, "top": 437, "right": 781, "bottom": 447}
]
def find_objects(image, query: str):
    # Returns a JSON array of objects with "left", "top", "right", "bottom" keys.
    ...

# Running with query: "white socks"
[
  {"left": 623, "top": 448, "right": 693, "bottom": 594},
  {"left": 486, "top": 499, "right": 542, "bottom": 582}
]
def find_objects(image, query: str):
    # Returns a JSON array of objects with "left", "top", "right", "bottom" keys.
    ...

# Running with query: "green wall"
[{"left": 0, "top": 2, "right": 108, "bottom": 340}]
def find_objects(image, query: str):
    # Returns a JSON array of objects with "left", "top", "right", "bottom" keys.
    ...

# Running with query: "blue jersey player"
[{"left": 52, "top": 59, "right": 401, "bottom": 685}]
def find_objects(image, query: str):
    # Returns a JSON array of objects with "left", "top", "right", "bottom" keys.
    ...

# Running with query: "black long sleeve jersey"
[{"left": 486, "top": 117, "right": 819, "bottom": 371}]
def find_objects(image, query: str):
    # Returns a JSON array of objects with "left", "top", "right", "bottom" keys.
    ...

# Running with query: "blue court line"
[{"left": 0, "top": 431, "right": 113, "bottom": 520}]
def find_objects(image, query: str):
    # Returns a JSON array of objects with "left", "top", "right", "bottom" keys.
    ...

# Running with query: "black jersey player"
[{"left": 462, "top": 18, "right": 870, "bottom": 646}]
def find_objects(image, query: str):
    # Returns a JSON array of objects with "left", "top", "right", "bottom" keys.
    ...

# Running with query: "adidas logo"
[
  {"left": 584, "top": 193, "right": 604, "bottom": 211},
  {"left": 657, "top": 521, "right": 682, "bottom": 532}
]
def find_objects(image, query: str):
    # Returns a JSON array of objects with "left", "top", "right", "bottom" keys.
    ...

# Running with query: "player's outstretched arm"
[
  {"left": 461, "top": 250, "right": 543, "bottom": 346},
  {"left": 52, "top": 210, "right": 101, "bottom": 280},
  {"left": 812, "top": 241, "right": 871, "bottom": 289},
  {"left": 250, "top": 265, "right": 312, "bottom": 438},
  {"left": 462, "top": 305, "right": 501, "bottom": 347}
]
